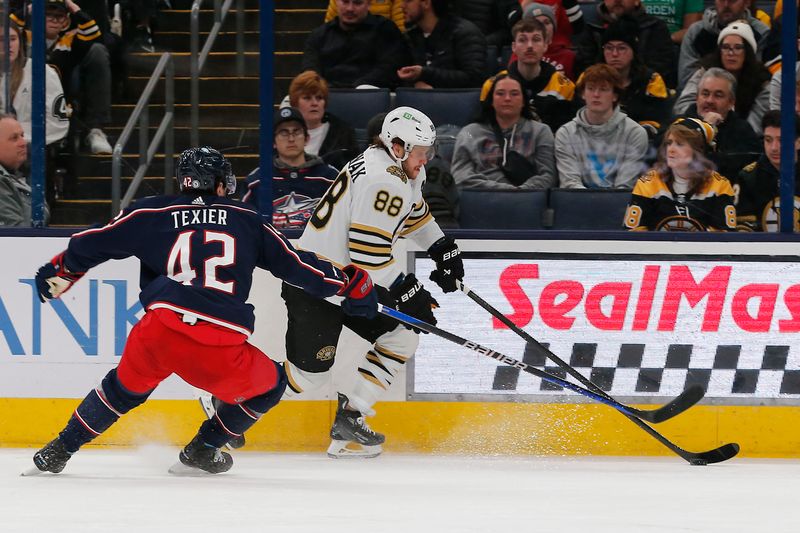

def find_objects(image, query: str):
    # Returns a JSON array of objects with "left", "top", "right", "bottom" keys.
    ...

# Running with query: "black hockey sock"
[
  {"left": 59, "top": 369, "right": 151, "bottom": 453},
  {"left": 198, "top": 362, "right": 287, "bottom": 448}
]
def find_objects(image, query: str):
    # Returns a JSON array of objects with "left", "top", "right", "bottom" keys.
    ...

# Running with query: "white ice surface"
[{"left": 1, "top": 448, "right": 797, "bottom": 533}]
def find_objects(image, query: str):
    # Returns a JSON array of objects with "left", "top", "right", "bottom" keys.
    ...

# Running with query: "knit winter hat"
[
  {"left": 717, "top": 19, "right": 757, "bottom": 53},
  {"left": 671, "top": 117, "right": 717, "bottom": 153},
  {"left": 601, "top": 15, "right": 639, "bottom": 50},
  {"left": 523, "top": 3, "right": 557, "bottom": 29}
]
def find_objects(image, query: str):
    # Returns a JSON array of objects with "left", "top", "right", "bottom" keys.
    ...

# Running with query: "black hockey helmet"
[{"left": 176, "top": 146, "right": 236, "bottom": 195}]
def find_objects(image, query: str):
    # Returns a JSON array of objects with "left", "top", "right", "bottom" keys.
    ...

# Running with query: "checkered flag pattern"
[{"left": 491, "top": 343, "right": 800, "bottom": 397}]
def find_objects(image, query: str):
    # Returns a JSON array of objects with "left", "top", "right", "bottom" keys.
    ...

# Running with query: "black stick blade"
[
  {"left": 635, "top": 385, "right": 706, "bottom": 423},
  {"left": 688, "top": 443, "right": 740, "bottom": 464}
]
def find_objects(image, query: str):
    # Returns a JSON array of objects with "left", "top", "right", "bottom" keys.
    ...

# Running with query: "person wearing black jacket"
[
  {"left": 598, "top": 16, "right": 673, "bottom": 140},
  {"left": 676, "top": 68, "right": 760, "bottom": 180},
  {"left": 575, "top": 0, "right": 676, "bottom": 88},
  {"left": 399, "top": 0, "right": 486, "bottom": 88},
  {"left": 302, "top": 1, "right": 411, "bottom": 89},
  {"left": 736, "top": 110, "right": 800, "bottom": 232},
  {"left": 453, "top": 0, "right": 519, "bottom": 47}
]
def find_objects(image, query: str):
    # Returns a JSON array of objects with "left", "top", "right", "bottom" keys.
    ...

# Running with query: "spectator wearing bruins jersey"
[
  {"left": 13, "top": 0, "right": 113, "bottom": 154},
  {"left": 507, "top": 18, "right": 575, "bottom": 133},
  {"left": 624, "top": 118, "right": 737, "bottom": 231},
  {"left": 596, "top": 16, "right": 673, "bottom": 142},
  {"left": 736, "top": 111, "right": 800, "bottom": 232}
]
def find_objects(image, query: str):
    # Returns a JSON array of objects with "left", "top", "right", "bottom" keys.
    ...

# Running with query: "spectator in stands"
[
  {"left": 0, "top": 114, "right": 48, "bottom": 226},
  {"left": 13, "top": 0, "right": 114, "bottom": 154},
  {"left": 678, "top": 0, "right": 770, "bottom": 90},
  {"left": 288, "top": 71, "right": 359, "bottom": 171},
  {"left": 507, "top": 1, "right": 584, "bottom": 79},
  {"left": 575, "top": 0, "right": 676, "bottom": 88},
  {"left": 398, "top": 0, "right": 487, "bottom": 88},
  {"left": 453, "top": 0, "right": 519, "bottom": 48},
  {"left": 767, "top": 29, "right": 800, "bottom": 109},
  {"left": 451, "top": 72, "right": 556, "bottom": 190},
  {"left": 675, "top": 67, "right": 760, "bottom": 178},
  {"left": 745, "top": 0, "right": 771, "bottom": 28},
  {"left": 595, "top": 15, "right": 672, "bottom": 141},
  {"left": 642, "top": 0, "right": 703, "bottom": 44},
  {"left": 736, "top": 110, "right": 800, "bottom": 232},
  {"left": 326, "top": 0, "right": 405, "bottom": 31},
  {"left": 624, "top": 117, "right": 736, "bottom": 231},
  {"left": 555, "top": 64, "right": 648, "bottom": 189},
  {"left": 0, "top": 22, "right": 70, "bottom": 147},
  {"left": 302, "top": 0, "right": 411, "bottom": 89},
  {"left": 124, "top": 0, "right": 159, "bottom": 53},
  {"left": 507, "top": 18, "right": 575, "bottom": 132},
  {"left": 242, "top": 107, "right": 338, "bottom": 229},
  {"left": 674, "top": 20, "right": 770, "bottom": 135}
]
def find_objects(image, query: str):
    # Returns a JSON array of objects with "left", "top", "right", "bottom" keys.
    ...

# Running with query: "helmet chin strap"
[{"left": 390, "top": 142, "right": 412, "bottom": 164}]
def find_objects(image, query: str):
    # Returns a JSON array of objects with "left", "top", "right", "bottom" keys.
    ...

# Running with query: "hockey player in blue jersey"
[{"left": 26, "top": 146, "right": 379, "bottom": 475}]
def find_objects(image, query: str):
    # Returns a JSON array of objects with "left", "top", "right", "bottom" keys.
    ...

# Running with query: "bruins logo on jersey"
[
  {"left": 386, "top": 165, "right": 408, "bottom": 184},
  {"left": 655, "top": 215, "right": 706, "bottom": 232},
  {"left": 761, "top": 196, "right": 800, "bottom": 232},
  {"left": 316, "top": 346, "right": 336, "bottom": 362}
]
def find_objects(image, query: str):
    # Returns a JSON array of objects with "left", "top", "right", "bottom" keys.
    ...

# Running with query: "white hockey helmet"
[{"left": 380, "top": 106, "right": 436, "bottom": 162}]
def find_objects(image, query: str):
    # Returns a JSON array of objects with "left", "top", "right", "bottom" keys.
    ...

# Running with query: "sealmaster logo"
[
  {"left": 413, "top": 257, "right": 800, "bottom": 399},
  {"left": 495, "top": 262, "right": 800, "bottom": 333}
]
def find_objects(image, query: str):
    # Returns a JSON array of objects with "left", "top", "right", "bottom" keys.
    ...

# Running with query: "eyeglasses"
[
  {"left": 720, "top": 43, "right": 746, "bottom": 54},
  {"left": 602, "top": 44, "right": 631, "bottom": 54},
  {"left": 275, "top": 129, "right": 304, "bottom": 140},
  {"left": 45, "top": 11, "right": 68, "bottom": 22}
]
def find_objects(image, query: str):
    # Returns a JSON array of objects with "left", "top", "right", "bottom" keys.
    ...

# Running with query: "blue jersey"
[{"left": 62, "top": 193, "right": 347, "bottom": 335}]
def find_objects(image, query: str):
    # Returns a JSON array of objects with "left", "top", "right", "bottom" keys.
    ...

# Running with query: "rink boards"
[{"left": 2, "top": 232, "right": 800, "bottom": 457}]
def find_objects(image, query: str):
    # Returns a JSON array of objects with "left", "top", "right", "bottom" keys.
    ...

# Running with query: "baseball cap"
[
  {"left": 523, "top": 3, "right": 556, "bottom": 29},
  {"left": 274, "top": 106, "right": 307, "bottom": 134},
  {"left": 46, "top": 0, "right": 69, "bottom": 12}
]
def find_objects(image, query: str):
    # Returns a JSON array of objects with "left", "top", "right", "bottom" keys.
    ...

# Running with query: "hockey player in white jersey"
[
  {"left": 205, "top": 107, "right": 464, "bottom": 457},
  {"left": 295, "top": 106, "right": 464, "bottom": 457}
]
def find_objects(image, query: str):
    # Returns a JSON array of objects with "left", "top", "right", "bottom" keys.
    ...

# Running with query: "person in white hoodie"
[
  {"left": 0, "top": 22, "right": 69, "bottom": 147},
  {"left": 555, "top": 63, "right": 648, "bottom": 189}
]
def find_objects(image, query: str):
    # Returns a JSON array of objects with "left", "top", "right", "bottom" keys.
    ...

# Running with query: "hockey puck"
[{"left": 689, "top": 458, "right": 708, "bottom": 466}]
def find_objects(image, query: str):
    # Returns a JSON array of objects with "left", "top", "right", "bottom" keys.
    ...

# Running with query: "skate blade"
[
  {"left": 20, "top": 463, "right": 46, "bottom": 477},
  {"left": 167, "top": 461, "right": 217, "bottom": 477},
  {"left": 326, "top": 439, "right": 382, "bottom": 459},
  {"left": 197, "top": 396, "right": 237, "bottom": 451}
]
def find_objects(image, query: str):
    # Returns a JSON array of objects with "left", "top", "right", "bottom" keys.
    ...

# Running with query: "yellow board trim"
[{"left": 2, "top": 398, "right": 799, "bottom": 458}]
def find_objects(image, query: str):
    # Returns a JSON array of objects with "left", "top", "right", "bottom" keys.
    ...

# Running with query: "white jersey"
[{"left": 299, "top": 145, "right": 444, "bottom": 288}]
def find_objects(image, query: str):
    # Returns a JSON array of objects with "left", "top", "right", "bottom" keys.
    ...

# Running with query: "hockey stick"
[
  {"left": 379, "top": 304, "right": 739, "bottom": 464},
  {"left": 456, "top": 281, "right": 704, "bottom": 424}
]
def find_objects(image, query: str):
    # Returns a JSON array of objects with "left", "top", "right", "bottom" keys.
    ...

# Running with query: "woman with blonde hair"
[
  {"left": 624, "top": 118, "right": 736, "bottom": 231},
  {"left": 288, "top": 70, "right": 359, "bottom": 170}
]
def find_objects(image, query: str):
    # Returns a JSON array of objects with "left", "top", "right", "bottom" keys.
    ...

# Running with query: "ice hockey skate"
[
  {"left": 327, "top": 393, "right": 385, "bottom": 459},
  {"left": 197, "top": 394, "right": 246, "bottom": 449},
  {"left": 22, "top": 438, "right": 72, "bottom": 476},
  {"left": 168, "top": 435, "right": 233, "bottom": 475}
]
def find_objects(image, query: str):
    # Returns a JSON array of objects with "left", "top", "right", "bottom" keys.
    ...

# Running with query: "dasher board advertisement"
[{"left": 412, "top": 254, "right": 800, "bottom": 404}]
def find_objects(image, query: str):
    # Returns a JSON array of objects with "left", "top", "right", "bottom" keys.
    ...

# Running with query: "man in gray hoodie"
[
  {"left": 555, "top": 64, "right": 648, "bottom": 189},
  {"left": 0, "top": 114, "right": 47, "bottom": 226},
  {"left": 678, "top": 0, "right": 770, "bottom": 90}
]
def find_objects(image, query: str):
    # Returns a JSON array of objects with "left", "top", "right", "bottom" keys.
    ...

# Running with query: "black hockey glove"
[
  {"left": 389, "top": 274, "right": 438, "bottom": 334},
  {"left": 338, "top": 264, "right": 379, "bottom": 319},
  {"left": 35, "top": 251, "right": 85, "bottom": 303},
  {"left": 427, "top": 236, "right": 463, "bottom": 293}
]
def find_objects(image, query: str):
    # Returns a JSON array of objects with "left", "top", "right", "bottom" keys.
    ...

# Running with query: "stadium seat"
[
  {"left": 395, "top": 88, "right": 482, "bottom": 129},
  {"left": 458, "top": 189, "right": 548, "bottom": 229},
  {"left": 326, "top": 88, "right": 391, "bottom": 146},
  {"left": 548, "top": 188, "right": 632, "bottom": 231}
]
